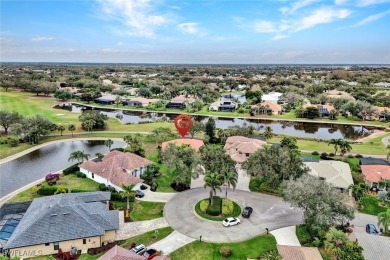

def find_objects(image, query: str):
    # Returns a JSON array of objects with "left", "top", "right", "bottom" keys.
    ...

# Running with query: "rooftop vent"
[
  {"left": 63, "top": 212, "right": 70, "bottom": 215},
  {"left": 50, "top": 214, "right": 57, "bottom": 217}
]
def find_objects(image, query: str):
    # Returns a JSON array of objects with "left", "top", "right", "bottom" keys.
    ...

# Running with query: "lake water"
[
  {"left": 0, "top": 140, "right": 124, "bottom": 198},
  {"left": 55, "top": 104, "right": 382, "bottom": 140}
]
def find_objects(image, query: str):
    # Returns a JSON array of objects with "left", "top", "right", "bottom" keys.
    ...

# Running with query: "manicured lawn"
[
  {"left": 194, "top": 198, "right": 241, "bottom": 221},
  {"left": 359, "top": 195, "right": 390, "bottom": 215},
  {"left": 170, "top": 234, "right": 277, "bottom": 260},
  {"left": 8, "top": 173, "right": 101, "bottom": 203},
  {"left": 131, "top": 201, "right": 165, "bottom": 221},
  {"left": 119, "top": 227, "right": 174, "bottom": 248}
]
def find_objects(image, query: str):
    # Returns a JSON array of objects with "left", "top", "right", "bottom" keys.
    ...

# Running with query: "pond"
[
  {"left": 55, "top": 104, "right": 382, "bottom": 140},
  {"left": 0, "top": 140, "right": 124, "bottom": 198}
]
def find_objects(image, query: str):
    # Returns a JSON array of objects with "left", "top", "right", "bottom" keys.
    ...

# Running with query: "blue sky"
[{"left": 1, "top": 0, "right": 390, "bottom": 63}]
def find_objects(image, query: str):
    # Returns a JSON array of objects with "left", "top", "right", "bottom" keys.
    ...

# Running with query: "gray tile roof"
[
  {"left": 4, "top": 192, "right": 118, "bottom": 249},
  {"left": 355, "top": 233, "right": 390, "bottom": 260},
  {"left": 360, "top": 157, "right": 390, "bottom": 166}
]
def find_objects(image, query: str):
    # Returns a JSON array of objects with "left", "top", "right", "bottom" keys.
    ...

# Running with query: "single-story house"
[
  {"left": 219, "top": 101, "right": 237, "bottom": 112},
  {"left": 122, "top": 98, "right": 143, "bottom": 108},
  {"left": 277, "top": 245, "right": 322, "bottom": 260},
  {"left": 361, "top": 165, "right": 390, "bottom": 189},
  {"left": 303, "top": 104, "right": 335, "bottom": 117},
  {"left": 360, "top": 157, "right": 390, "bottom": 166},
  {"left": 3, "top": 192, "right": 118, "bottom": 259},
  {"left": 95, "top": 95, "right": 116, "bottom": 105},
  {"left": 208, "top": 101, "right": 221, "bottom": 111},
  {"left": 171, "top": 95, "right": 195, "bottom": 104},
  {"left": 224, "top": 136, "right": 267, "bottom": 163},
  {"left": 355, "top": 232, "right": 390, "bottom": 260},
  {"left": 376, "top": 107, "right": 390, "bottom": 121},
  {"left": 98, "top": 245, "right": 170, "bottom": 260},
  {"left": 251, "top": 102, "right": 282, "bottom": 115},
  {"left": 262, "top": 92, "right": 283, "bottom": 104},
  {"left": 162, "top": 139, "right": 204, "bottom": 152},
  {"left": 129, "top": 97, "right": 159, "bottom": 107},
  {"left": 80, "top": 151, "right": 153, "bottom": 191},
  {"left": 166, "top": 101, "right": 186, "bottom": 109},
  {"left": 304, "top": 161, "right": 354, "bottom": 194}
]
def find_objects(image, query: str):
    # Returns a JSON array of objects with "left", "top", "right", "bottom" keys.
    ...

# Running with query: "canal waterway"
[
  {"left": 0, "top": 140, "right": 124, "bottom": 198},
  {"left": 56, "top": 104, "right": 382, "bottom": 140}
]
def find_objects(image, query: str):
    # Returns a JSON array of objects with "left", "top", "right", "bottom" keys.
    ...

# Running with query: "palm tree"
[
  {"left": 328, "top": 138, "right": 342, "bottom": 154},
  {"left": 68, "top": 150, "right": 90, "bottom": 163},
  {"left": 263, "top": 126, "right": 274, "bottom": 141},
  {"left": 223, "top": 171, "right": 238, "bottom": 199},
  {"left": 68, "top": 124, "right": 76, "bottom": 137},
  {"left": 350, "top": 183, "right": 368, "bottom": 201},
  {"left": 115, "top": 95, "right": 122, "bottom": 108},
  {"left": 378, "top": 208, "right": 390, "bottom": 233},
  {"left": 104, "top": 139, "right": 114, "bottom": 151},
  {"left": 339, "top": 139, "right": 352, "bottom": 156},
  {"left": 95, "top": 152, "right": 104, "bottom": 159},
  {"left": 58, "top": 125, "right": 65, "bottom": 136},
  {"left": 84, "top": 119, "right": 95, "bottom": 133},
  {"left": 203, "top": 172, "right": 223, "bottom": 206},
  {"left": 121, "top": 185, "right": 134, "bottom": 210}
]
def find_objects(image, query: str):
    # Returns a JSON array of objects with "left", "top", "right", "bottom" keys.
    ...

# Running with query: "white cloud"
[
  {"left": 96, "top": 0, "right": 168, "bottom": 38},
  {"left": 116, "top": 41, "right": 124, "bottom": 46},
  {"left": 295, "top": 7, "right": 351, "bottom": 31},
  {"left": 280, "top": 0, "right": 318, "bottom": 14},
  {"left": 31, "top": 37, "right": 54, "bottom": 41},
  {"left": 335, "top": 0, "right": 349, "bottom": 4},
  {"left": 254, "top": 21, "right": 276, "bottom": 33},
  {"left": 354, "top": 9, "right": 390, "bottom": 26},
  {"left": 357, "top": 0, "right": 390, "bottom": 6},
  {"left": 177, "top": 23, "right": 206, "bottom": 36},
  {"left": 272, "top": 34, "right": 288, "bottom": 40}
]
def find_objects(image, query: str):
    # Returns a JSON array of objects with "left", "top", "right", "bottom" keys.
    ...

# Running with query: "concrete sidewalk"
[
  {"left": 270, "top": 226, "right": 301, "bottom": 246},
  {"left": 149, "top": 231, "right": 195, "bottom": 255}
]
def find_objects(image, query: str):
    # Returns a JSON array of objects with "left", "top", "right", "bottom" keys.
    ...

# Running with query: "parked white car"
[{"left": 222, "top": 217, "right": 241, "bottom": 227}]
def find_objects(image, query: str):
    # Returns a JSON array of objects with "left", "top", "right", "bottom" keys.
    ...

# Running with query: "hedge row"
[
  {"left": 63, "top": 164, "right": 79, "bottom": 175},
  {"left": 222, "top": 198, "right": 233, "bottom": 216},
  {"left": 38, "top": 186, "right": 69, "bottom": 195},
  {"left": 200, "top": 200, "right": 209, "bottom": 213},
  {"left": 206, "top": 196, "right": 222, "bottom": 216}
]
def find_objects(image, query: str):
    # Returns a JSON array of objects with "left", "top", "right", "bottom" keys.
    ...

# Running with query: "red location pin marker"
[{"left": 174, "top": 114, "right": 192, "bottom": 138}]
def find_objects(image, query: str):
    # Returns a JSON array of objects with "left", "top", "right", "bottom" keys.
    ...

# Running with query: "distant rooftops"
[{"left": 162, "top": 139, "right": 204, "bottom": 152}]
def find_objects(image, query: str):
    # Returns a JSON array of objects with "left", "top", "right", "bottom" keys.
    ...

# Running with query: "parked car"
[
  {"left": 242, "top": 207, "right": 253, "bottom": 218},
  {"left": 222, "top": 217, "right": 241, "bottom": 227},
  {"left": 130, "top": 244, "right": 146, "bottom": 255},
  {"left": 143, "top": 248, "right": 158, "bottom": 260},
  {"left": 366, "top": 224, "right": 379, "bottom": 234},
  {"left": 135, "top": 190, "right": 145, "bottom": 198}
]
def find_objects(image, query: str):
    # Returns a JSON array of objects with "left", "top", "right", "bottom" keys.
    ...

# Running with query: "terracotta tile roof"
[
  {"left": 162, "top": 139, "right": 204, "bottom": 152},
  {"left": 361, "top": 165, "right": 390, "bottom": 182},
  {"left": 253, "top": 101, "right": 282, "bottom": 112},
  {"left": 376, "top": 106, "right": 390, "bottom": 113},
  {"left": 303, "top": 104, "right": 335, "bottom": 111},
  {"left": 98, "top": 245, "right": 144, "bottom": 260},
  {"left": 171, "top": 95, "right": 195, "bottom": 103},
  {"left": 277, "top": 245, "right": 322, "bottom": 260},
  {"left": 131, "top": 97, "right": 159, "bottom": 105},
  {"left": 80, "top": 151, "right": 152, "bottom": 187},
  {"left": 224, "top": 136, "right": 267, "bottom": 162}
]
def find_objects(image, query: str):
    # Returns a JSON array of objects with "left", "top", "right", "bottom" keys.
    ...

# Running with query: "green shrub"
[
  {"left": 259, "top": 181, "right": 281, "bottom": 195},
  {"left": 206, "top": 196, "right": 222, "bottom": 216},
  {"left": 99, "top": 183, "right": 107, "bottom": 191},
  {"left": 63, "top": 164, "right": 79, "bottom": 175},
  {"left": 311, "top": 151, "right": 319, "bottom": 155},
  {"left": 296, "top": 225, "right": 311, "bottom": 245},
  {"left": 347, "top": 154, "right": 354, "bottom": 158},
  {"left": 111, "top": 148, "right": 125, "bottom": 152},
  {"left": 111, "top": 192, "right": 126, "bottom": 202},
  {"left": 219, "top": 247, "right": 232, "bottom": 258},
  {"left": 70, "top": 189, "right": 89, "bottom": 193},
  {"left": 76, "top": 171, "right": 86, "bottom": 178},
  {"left": 38, "top": 186, "right": 58, "bottom": 196},
  {"left": 200, "top": 200, "right": 209, "bottom": 213},
  {"left": 329, "top": 152, "right": 335, "bottom": 157},
  {"left": 312, "top": 240, "right": 321, "bottom": 247},
  {"left": 8, "top": 138, "right": 19, "bottom": 147},
  {"left": 222, "top": 198, "right": 233, "bottom": 216},
  {"left": 55, "top": 186, "right": 68, "bottom": 194},
  {"left": 355, "top": 154, "right": 363, "bottom": 158}
]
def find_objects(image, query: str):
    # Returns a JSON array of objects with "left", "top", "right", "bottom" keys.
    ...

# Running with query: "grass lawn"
[
  {"left": 119, "top": 227, "right": 174, "bottom": 249},
  {"left": 169, "top": 234, "right": 277, "bottom": 260},
  {"left": 194, "top": 198, "right": 241, "bottom": 221},
  {"left": 359, "top": 195, "right": 390, "bottom": 215},
  {"left": 131, "top": 201, "right": 165, "bottom": 221},
  {"left": 8, "top": 173, "right": 101, "bottom": 203}
]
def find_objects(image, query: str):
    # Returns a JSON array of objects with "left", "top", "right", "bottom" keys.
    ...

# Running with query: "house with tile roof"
[
  {"left": 3, "top": 192, "right": 118, "bottom": 258},
  {"left": 80, "top": 151, "right": 152, "bottom": 191},
  {"left": 98, "top": 245, "right": 170, "bottom": 260},
  {"left": 303, "top": 104, "right": 335, "bottom": 117},
  {"left": 361, "top": 165, "right": 390, "bottom": 189},
  {"left": 224, "top": 136, "right": 267, "bottom": 163},
  {"left": 161, "top": 139, "right": 204, "bottom": 152},
  {"left": 251, "top": 101, "right": 283, "bottom": 115},
  {"left": 305, "top": 161, "right": 354, "bottom": 194}
]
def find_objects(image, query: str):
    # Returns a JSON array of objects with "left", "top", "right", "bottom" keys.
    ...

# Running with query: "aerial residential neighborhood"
[{"left": 1, "top": 0, "right": 390, "bottom": 259}]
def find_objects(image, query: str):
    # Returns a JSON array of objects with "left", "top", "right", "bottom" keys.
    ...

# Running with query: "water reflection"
[
  {"left": 0, "top": 140, "right": 124, "bottom": 198},
  {"left": 54, "top": 104, "right": 381, "bottom": 140}
]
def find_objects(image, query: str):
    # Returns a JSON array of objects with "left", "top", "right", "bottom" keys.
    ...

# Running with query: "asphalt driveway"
[{"left": 164, "top": 188, "right": 303, "bottom": 243}]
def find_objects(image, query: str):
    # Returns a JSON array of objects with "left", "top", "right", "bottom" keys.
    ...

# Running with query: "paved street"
[{"left": 164, "top": 188, "right": 303, "bottom": 243}]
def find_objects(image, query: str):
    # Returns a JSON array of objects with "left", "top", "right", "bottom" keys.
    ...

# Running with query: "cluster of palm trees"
[
  {"left": 203, "top": 170, "right": 238, "bottom": 206},
  {"left": 68, "top": 150, "right": 90, "bottom": 163},
  {"left": 327, "top": 138, "right": 352, "bottom": 156}
]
